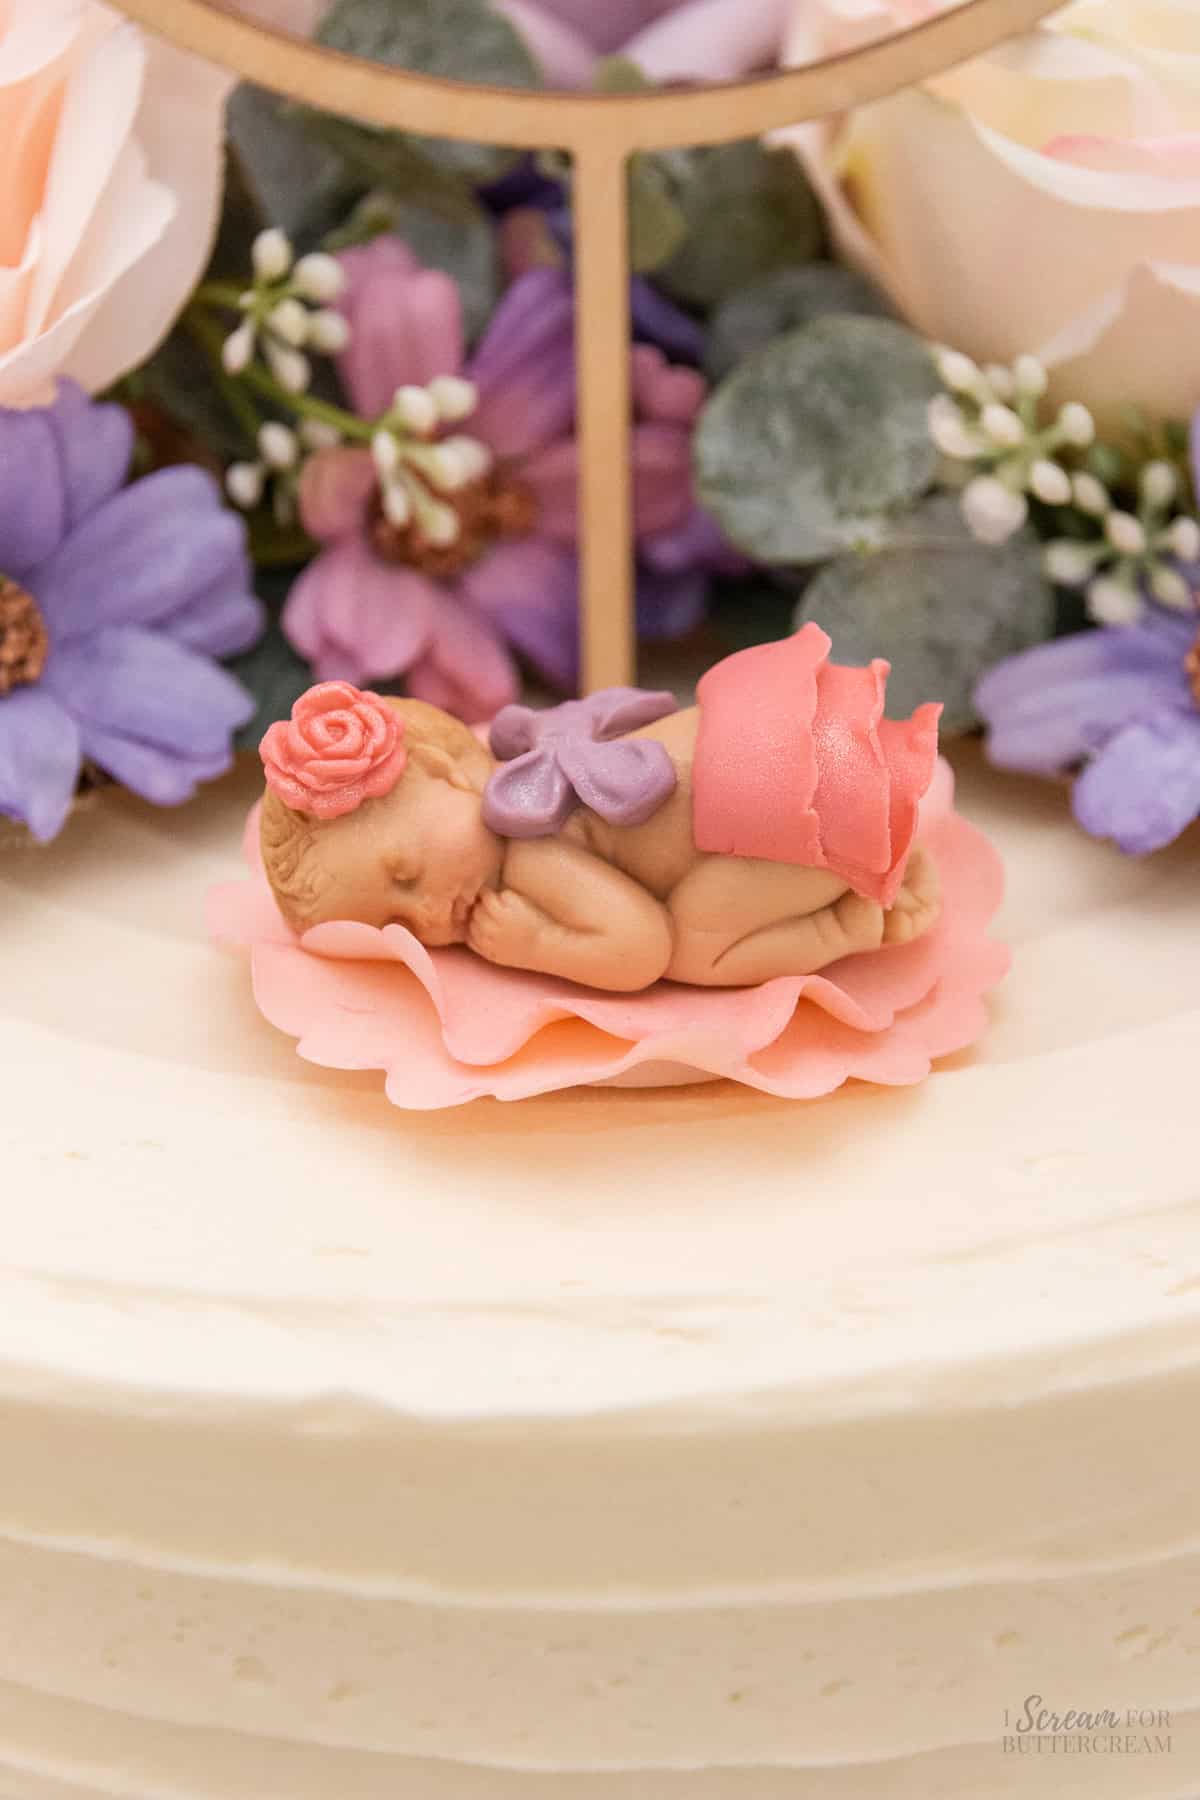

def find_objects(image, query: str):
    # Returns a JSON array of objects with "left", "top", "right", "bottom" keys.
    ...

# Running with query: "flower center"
[
  {"left": 368, "top": 470, "right": 538, "bottom": 581},
  {"left": 0, "top": 578, "right": 48, "bottom": 696},
  {"left": 1185, "top": 628, "right": 1200, "bottom": 709}
]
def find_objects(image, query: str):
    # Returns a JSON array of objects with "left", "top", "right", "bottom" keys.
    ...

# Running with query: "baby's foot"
[
  {"left": 830, "top": 887, "right": 886, "bottom": 955},
  {"left": 882, "top": 846, "right": 941, "bottom": 946}
]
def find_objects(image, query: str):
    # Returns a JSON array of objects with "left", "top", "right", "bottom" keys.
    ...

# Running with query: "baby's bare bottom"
[{"left": 665, "top": 848, "right": 941, "bottom": 987}]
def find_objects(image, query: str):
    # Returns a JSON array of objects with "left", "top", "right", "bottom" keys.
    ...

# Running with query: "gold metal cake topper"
[{"left": 112, "top": 0, "right": 1061, "bottom": 689}]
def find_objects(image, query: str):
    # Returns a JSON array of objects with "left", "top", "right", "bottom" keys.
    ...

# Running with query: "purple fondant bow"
[{"left": 483, "top": 688, "right": 680, "bottom": 837}]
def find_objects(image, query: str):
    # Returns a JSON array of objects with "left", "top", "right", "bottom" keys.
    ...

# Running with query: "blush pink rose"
[
  {"left": 0, "top": 0, "right": 231, "bottom": 407},
  {"left": 781, "top": 0, "right": 1200, "bottom": 428},
  {"left": 260, "top": 682, "right": 408, "bottom": 819}
]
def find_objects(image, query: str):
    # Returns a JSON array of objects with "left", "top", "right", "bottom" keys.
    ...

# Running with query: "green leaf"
[
  {"left": 628, "top": 155, "right": 689, "bottom": 275},
  {"left": 649, "top": 141, "right": 824, "bottom": 312},
  {"left": 139, "top": 326, "right": 252, "bottom": 460},
  {"left": 229, "top": 576, "right": 315, "bottom": 748},
  {"left": 1085, "top": 441, "right": 1127, "bottom": 490},
  {"left": 705, "top": 264, "right": 894, "bottom": 383},
  {"left": 227, "top": 86, "right": 360, "bottom": 245},
  {"left": 795, "top": 495, "right": 1055, "bottom": 734},
  {"left": 316, "top": 0, "right": 541, "bottom": 187},
  {"left": 694, "top": 316, "right": 940, "bottom": 564},
  {"left": 300, "top": 114, "right": 485, "bottom": 219},
  {"left": 324, "top": 194, "right": 499, "bottom": 342},
  {"left": 593, "top": 55, "right": 653, "bottom": 93}
]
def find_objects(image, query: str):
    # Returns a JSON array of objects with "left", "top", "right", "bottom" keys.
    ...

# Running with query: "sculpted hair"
[{"left": 259, "top": 788, "right": 324, "bottom": 934}]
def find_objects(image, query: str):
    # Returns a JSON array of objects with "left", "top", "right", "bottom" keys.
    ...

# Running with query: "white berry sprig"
[
  {"left": 928, "top": 350, "right": 1095, "bottom": 546},
  {"left": 225, "top": 420, "right": 322, "bottom": 527},
  {"left": 928, "top": 348, "right": 1200, "bottom": 623},
  {"left": 224, "top": 377, "right": 496, "bottom": 561},
  {"left": 1042, "top": 459, "right": 1200, "bottom": 625},
  {"left": 367, "top": 378, "right": 492, "bottom": 551},
  {"left": 217, "top": 229, "right": 349, "bottom": 395}
]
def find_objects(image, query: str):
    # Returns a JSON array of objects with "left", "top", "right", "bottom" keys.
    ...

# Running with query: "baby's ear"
[{"left": 408, "top": 741, "right": 480, "bottom": 792}]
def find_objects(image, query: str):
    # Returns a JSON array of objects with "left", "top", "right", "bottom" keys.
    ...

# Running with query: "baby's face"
[{"left": 307, "top": 763, "right": 503, "bottom": 944}]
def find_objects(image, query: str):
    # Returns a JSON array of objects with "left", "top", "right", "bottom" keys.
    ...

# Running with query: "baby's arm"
[{"left": 468, "top": 838, "right": 673, "bottom": 992}]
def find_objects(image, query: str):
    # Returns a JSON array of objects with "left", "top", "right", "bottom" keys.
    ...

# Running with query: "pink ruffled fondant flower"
[
  {"left": 260, "top": 681, "right": 407, "bottom": 820},
  {"left": 694, "top": 625, "right": 942, "bottom": 907},
  {"left": 209, "top": 760, "right": 1008, "bottom": 1109}
]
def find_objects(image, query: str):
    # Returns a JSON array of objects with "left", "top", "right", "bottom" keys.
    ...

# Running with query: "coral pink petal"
[
  {"left": 810, "top": 659, "right": 893, "bottom": 893},
  {"left": 338, "top": 266, "right": 464, "bottom": 418},
  {"left": 694, "top": 626, "right": 825, "bottom": 867},
  {"left": 210, "top": 755, "right": 1008, "bottom": 1108},
  {"left": 207, "top": 878, "right": 294, "bottom": 948}
]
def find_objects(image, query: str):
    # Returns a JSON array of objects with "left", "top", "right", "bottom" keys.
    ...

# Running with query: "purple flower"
[
  {"left": 496, "top": 0, "right": 790, "bottom": 81},
  {"left": 975, "top": 603, "right": 1200, "bottom": 855},
  {"left": 496, "top": 200, "right": 706, "bottom": 364},
  {"left": 0, "top": 382, "right": 262, "bottom": 843},
  {"left": 484, "top": 686, "right": 679, "bottom": 834},
  {"left": 286, "top": 244, "right": 733, "bottom": 718}
]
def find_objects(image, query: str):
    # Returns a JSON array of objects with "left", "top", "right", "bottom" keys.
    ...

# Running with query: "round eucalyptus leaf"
[
  {"left": 695, "top": 316, "right": 940, "bottom": 564},
  {"left": 628, "top": 156, "right": 689, "bottom": 275},
  {"left": 652, "top": 142, "right": 824, "bottom": 312},
  {"left": 706, "top": 264, "right": 894, "bottom": 383},
  {"left": 317, "top": 0, "right": 542, "bottom": 186},
  {"left": 796, "top": 496, "right": 1056, "bottom": 733}
]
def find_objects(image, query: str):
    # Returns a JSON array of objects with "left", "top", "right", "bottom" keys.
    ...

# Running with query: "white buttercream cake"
[{"left": 1, "top": 742, "right": 1198, "bottom": 1798}]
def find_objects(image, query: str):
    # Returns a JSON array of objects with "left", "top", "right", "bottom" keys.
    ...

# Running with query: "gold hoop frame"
[{"left": 115, "top": 0, "right": 1060, "bottom": 689}]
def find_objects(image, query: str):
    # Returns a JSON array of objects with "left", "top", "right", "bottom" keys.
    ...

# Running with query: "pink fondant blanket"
[{"left": 693, "top": 624, "right": 942, "bottom": 907}]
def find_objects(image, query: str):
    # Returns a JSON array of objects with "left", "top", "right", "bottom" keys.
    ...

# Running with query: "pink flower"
[
  {"left": 0, "top": 1, "right": 231, "bottom": 407},
  {"left": 284, "top": 244, "right": 719, "bottom": 722},
  {"left": 260, "top": 681, "right": 407, "bottom": 820},
  {"left": 209, "top": 760, "right": 1009, "bottom": 1109}
]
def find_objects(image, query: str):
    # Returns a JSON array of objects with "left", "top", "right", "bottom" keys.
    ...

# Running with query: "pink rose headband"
[{"left": 260, "top": 682, "right": 408, "bottom": 820}]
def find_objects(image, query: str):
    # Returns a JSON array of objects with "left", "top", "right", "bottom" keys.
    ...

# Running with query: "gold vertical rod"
[{"left": 571, "top": 144, "right": 635, "bottom": 693}]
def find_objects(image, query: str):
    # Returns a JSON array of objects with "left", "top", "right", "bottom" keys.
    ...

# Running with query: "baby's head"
[{"left": 259, "top": 682, "right": 502, "bottom": 943}]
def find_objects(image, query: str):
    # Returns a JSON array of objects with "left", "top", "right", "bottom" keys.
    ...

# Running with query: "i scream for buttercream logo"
[{"left": 1002, "top": 1695, "right": 1173, "bottom": 1758}]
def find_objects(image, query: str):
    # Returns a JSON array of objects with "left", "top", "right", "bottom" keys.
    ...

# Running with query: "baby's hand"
[{"left": 467, "top": 886, "right": 547, "bottom": 970}]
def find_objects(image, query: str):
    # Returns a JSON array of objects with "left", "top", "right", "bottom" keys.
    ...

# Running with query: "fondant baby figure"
[{"left": 259, "top": 625, "right": 943, "bottom": 993}]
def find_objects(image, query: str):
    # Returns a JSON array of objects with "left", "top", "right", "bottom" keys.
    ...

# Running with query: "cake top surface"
[{"left": 0, "top": 742, "right": 1196, "bottom": 1430}]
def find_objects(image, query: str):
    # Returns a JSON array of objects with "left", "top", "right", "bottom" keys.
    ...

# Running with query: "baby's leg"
[
  {"left": 666, "top": 849, "right": 941, "bottom": 987},
  {"left": 667, "top": 858, "right": 885, "bottom": 987}
]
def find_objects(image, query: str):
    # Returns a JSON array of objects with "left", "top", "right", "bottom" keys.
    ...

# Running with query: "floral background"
[{"left": 0, "top": 0, "right": 1197, "bottom": 855}]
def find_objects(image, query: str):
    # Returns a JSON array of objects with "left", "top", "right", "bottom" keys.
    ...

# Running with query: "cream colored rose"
[
  {"left": 0, "top": 1, "right": 232, "bottom": 407},
  {"left": 784, "top": 0, "right": 1200, "bottom": 428}
]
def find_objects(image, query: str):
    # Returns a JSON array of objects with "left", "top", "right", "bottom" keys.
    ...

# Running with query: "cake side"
[{"left": 0, "top": 750, "right": 1198, "bottom": 1797}]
